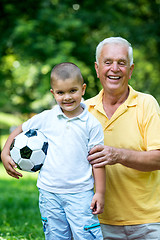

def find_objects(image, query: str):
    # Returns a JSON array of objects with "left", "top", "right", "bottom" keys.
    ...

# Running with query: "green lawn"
[{"left": 0, "top": 163, "right": 44, "bottom": 240}]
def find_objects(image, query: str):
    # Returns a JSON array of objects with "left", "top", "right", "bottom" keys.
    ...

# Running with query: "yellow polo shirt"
[{"left": 85, "top": 86, "right": 160, "bottom": 225}]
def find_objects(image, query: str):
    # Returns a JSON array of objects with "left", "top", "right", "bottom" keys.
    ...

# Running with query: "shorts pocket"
[
  {"left": 84, "top": 223, "right": 102, "bottom": 239},
  {"left": 39, "top": 191, "right": 48, "bottom": 233},
  {"left": 41, "top": 217, "right": 48, "bottom": 232}
]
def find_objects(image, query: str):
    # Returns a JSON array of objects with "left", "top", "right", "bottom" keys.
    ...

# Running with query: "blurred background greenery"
[{"left": 0, "top": 0, "right": 160, "bottom": 152}]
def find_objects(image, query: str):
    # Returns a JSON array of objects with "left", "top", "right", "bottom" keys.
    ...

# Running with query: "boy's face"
[{"left": 50, "top": 78, "right": 86, "bottom": 117}]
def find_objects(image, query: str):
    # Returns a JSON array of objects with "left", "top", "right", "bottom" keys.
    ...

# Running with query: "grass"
[{"left": 0, "top": 163, "right": 44, "bottom": 240}]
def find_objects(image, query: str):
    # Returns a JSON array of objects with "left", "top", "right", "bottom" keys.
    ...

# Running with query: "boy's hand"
[
  {"left": 90, "top": 192, "right": 105, "bottom": 215},
  {"left": 1, "top": 124, "right": 23, "bottom": 179},
  {"left": 2, "top": 154, "right": 23, "bottom": 179}
]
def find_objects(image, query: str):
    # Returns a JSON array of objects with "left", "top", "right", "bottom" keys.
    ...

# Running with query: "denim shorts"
[
  {"left": 39, "top": 188, "right": 103, "bottom": 240},
  {"left": 101, "top": 223, "right": 160, "bottom": 240}
]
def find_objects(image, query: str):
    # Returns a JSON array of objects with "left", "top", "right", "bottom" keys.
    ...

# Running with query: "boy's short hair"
[{"left": 50, "top": 62, "right": 84, "bottom": 88}]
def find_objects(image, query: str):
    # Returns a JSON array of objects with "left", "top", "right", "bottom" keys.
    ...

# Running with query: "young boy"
[{"left": 1, "top": 62, "right": 105, "bottom": 239}]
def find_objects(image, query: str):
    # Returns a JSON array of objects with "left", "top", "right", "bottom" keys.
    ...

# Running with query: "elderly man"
[{"left": 86, "top": 37, "right": 160, "bottom": 239}]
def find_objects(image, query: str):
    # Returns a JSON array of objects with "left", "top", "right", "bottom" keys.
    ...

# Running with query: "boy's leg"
[
  {"left": 63, "top": 189, "right": 103, "bottom": 240},
  {"left": 38, "top": 188, "right": 72, "bottom": 240}
]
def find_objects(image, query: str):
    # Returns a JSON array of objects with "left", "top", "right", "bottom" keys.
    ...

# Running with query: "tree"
[{"left": 0, "top": 0, "right": 159, "bottom": 114}]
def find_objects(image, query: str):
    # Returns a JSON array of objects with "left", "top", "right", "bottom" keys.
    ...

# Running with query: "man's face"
[{"left": 95, "top": 43, "right": 134, "bottom": 95}]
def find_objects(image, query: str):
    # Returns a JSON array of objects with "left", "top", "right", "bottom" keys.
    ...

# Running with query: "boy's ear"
[
  {"left": 82, "top": 83, "right": 86, "bottom": 96},
  {"left": 50, "top": 89, "right": 54, "bottom": 95}
]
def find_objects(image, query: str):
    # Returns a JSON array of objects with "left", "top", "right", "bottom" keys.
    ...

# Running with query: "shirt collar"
[
  {"left": 89, "top": 85, "right": 138, "bottom": 110},
  {"left": 124, "top": 85, "right": 138, "bottom": 107},
  {"left": 55, "top": 102, "right": 88, "bottom": 121}
]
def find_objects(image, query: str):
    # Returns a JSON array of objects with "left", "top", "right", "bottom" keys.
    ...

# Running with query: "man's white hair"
[{"left": 96, "top": 37, "right": 133, "bottom": 66}]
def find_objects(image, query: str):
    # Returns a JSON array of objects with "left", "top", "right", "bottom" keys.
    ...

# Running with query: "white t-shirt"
[{"left": 22, "top": 103, "right": 104, "bottom": 193}]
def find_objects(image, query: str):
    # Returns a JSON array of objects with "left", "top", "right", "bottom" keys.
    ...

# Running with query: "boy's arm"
[
  {"left": 90, "top": 164, "right": 106, "bottom": 215},
  {"left": 1, "top": 124, "right": 23, "bottom": 179}
]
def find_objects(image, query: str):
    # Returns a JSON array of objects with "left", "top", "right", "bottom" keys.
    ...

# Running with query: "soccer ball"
[{"left": 10, "top": 129, "right": 48, "bottom": 172}]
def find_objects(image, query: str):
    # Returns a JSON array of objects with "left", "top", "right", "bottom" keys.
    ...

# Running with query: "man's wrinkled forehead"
[{"left": 100, "top": 43, "right": 129, "bottom": 61}]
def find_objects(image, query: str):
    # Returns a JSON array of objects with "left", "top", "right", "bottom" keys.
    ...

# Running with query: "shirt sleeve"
[
  {"left": 88, "top": 120, "right": 104, "bottom": 152},
  {"left": 22, "top": 111, "right": 47, "bottom": 132},
  {"left": 141, "top": 95, "right": 160, "bottom": 151}
]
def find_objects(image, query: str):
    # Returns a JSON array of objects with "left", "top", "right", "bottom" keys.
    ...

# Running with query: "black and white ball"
[{"left": 10, "top": 129, "right": 48, "bottom": 172}]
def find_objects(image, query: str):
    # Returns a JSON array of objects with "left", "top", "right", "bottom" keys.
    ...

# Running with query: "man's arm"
[
  {"left": 90, "top": 165, "right": 106, "bottom": 214},
  {"left": 1, "top": 124, "right": 23, "bottom": 179},
  {"left": 88, "top": 145, "right": 160, "bottom": 172}
]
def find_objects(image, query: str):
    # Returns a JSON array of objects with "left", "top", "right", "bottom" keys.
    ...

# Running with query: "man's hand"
[
  {"left": 88, "top": 145, "right": 160, "bottom": 171},
  {"left": 88, "top": 145, "right": 120, "bottom": 167}
]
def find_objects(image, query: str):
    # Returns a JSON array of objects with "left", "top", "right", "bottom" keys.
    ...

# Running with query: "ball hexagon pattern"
[{"left": 10, "top": 129, "right": 48, "bottom": 172}]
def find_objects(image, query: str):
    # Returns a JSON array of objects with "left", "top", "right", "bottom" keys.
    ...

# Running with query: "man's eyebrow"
[
  {"left": 103, "top": 58, "right": 127, "bottom": 62},
  {"left": 118, "top": 58, "right": 127, "bottom": 62},
  {"left": 103, "top": 58, "right": 112, "bottom": 62}
]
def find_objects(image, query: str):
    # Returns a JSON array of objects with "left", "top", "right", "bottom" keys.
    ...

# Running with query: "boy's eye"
[
  {"left": 70, "top": 89, "right": 77, "bottom": 93},
  {"left": 57, "top": 91, "right": 64, "bottom": 95}
]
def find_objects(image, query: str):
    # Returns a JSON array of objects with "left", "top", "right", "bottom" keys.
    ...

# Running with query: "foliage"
[
  {"left": 0, "top": 0, "right": 159, "bottom": 115},
  {"left": 0, "top": 112, "right": 22, "bottom": 128},
  {"left": 0, "top": 112, "right": 24, "bottom": 151},
  {"left": 0, "top": 163, "right": 43, "bottom": 240}
]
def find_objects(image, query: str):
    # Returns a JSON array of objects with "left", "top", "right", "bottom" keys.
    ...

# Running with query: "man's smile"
[{"left": 108, "top": 75, "right": 121, "bottom": 80}]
